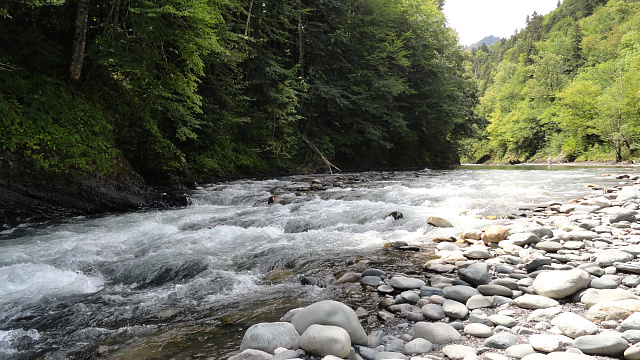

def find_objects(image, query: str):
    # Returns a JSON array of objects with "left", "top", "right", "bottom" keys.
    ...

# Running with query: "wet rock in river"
[{"left": 427, "top": 216, "right": 454, "bottom": 228}]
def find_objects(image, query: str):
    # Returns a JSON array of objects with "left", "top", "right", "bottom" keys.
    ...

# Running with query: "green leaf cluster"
[{"left": 467, "top": 0, "right": 640, "bottom": 163}]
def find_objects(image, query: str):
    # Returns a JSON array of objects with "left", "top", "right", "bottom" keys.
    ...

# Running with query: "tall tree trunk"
[
  {"left": 244, "top": 0, "right": 253, "bottom": 37},
  {"left": 70, "top": 0, "right": 89, "bottom": 83},
  {"left": 297, "top": 0, "right": 304, "bottom": 78}
]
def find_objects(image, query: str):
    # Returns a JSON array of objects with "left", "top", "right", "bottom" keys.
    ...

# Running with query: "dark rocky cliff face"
[{"left": 0, "top": 152, "right": 188, "bottom": 229}]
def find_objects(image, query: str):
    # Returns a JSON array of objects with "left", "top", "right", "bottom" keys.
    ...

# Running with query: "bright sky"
[{"left": 442, "top": 0, "right": 561, "bottom": 46}]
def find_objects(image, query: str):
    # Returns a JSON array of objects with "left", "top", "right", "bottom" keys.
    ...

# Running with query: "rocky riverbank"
[{"left": 226, "top": 172, "right": 640, "bottom": 360}]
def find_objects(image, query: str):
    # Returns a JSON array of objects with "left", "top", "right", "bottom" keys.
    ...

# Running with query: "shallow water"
[{"left": 0, "top": 165, "right": 632, "bottom": 359}]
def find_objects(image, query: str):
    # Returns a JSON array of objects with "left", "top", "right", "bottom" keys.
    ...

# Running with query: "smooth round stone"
[
  {"left": 509, "top": 233, "right": 541, "bottom": 246},
  {"left": 421, "top": 304, "right": 445, "bottom": 320},
  {"left": 464, "top": 246, "right": 492, "bottom": 259},
  {"left": 469, "top": 313, "right": 494, "bottom": 327},
  {"left": 514, "top": 294, "right": 560, "bottom": 309},
  {"left": 532, "top": 269, "right": 590, "bottom": 299},
  {"left": 581, "top": 288, "right": 638, "bottom": 309},
  {"left": 615, "top": 262, "right": 640, "bottom": 274},
  {"left": 386, "top": 339, "right": 405, "bottom": 353},
  {"left": 438, "top": 242, "right": 459, "bottom": 251},
  {"left": 545, "top": 352, "right": 598, "bottom": 360},
  {"left": 403, "top": 338, "right": 433, "bottom": 355},
  {"left": 428, "top": 216, "right": 453, "bottom": 228},
  {"left": 240, "top": 322, "right": 300, "bottom": 353},
  {"left": 375, "top": 351, "right": 407, "bottom": 360},
  {"left": 334, "top": 272, "right": 362, "bottom": 284},
  {"left": 442, "top": 345, "right": 477, "bottom": 360},
  {"left": 564, "top": 241, "right": 585, "bottom": 250},
  {"left": 621, "top": 313, "right": 640, "bottom": 332},
  {"left": 401, "top": 291, "right": 420, "bottom": 304},
  {"left": 378, "top": 284, "right": 395, "bottom": 293},
  {"left": 363, "top": 268, "right": 386, "bottom": 277},
  {"left": 623, "top": 275, "right": 640, "bottom": 287},
  {"left": 623, "top": 330, "right": 640, "bottom": 344},
  {"left": 390, "top": 276, "right": 426, "bottom": 290},
  {"left": 420, "top": 286, "right": 443, "bottom": 297},
  {"left": 610, "top": 211, "right": 638, "bottom": 223},
  {"left": 299, "top": 324, "right": 351, "bottom": 358},
  {"left": 443, "top": 299, "right": 469, "bottom": 319},
  {"left": 536, "top": 241, "right": 564, "bottom": 252},
  {"left": 488, "top": 314, "right": 517, "bottom": 327},
  {"left": 482, "top": 225, "right": 511, "bottom": 243},
  {"left": 589, "top": 277, "right": 619, "bottom": 289},
  {"left": 228, "top": 349, "right": 272, "bottom": 360},
  {"left": 574, "top": 333, "right": 629, "bottom": 356},
  {"left": 442, "top": 285, "right": 481, "bottom": 303},
  {"left": 529, "top": 334, "right": 572, "bottom": 353},
  {"left": 587, "top": 299, "right": 640, "bottom": 323},
  {"left": 524, "top": 257, "right": 553, "bottom": 272},
  {"left": 361, "top": 276, "right": 383, "bottom": 286},
  {"left": 596, "top": 250, "right": 635, "bottom": 267},
  {"left": 413, "top": 322, "right": 461, "bottom": 344},
  {"left": 458, "top": 262, "right": 491, "bottom": 287},
  {"left": 625, "top": 343, "right": 640, "bottom": 360},
  {"left": 550, "top": 312, "right": 598, "bottom": 338},
  {"left": 466, "top": 295, "right": 495, "bottom": 310},
  {"left": 291, "top": 300, "right": 368, "bottom": 345},
  {"left": 464, "top": 323, "right": 493, "bottom": 338},
  {"left": 506, "top": 344, "right": 535, "bottom": 359},
  {"left": 477, "top": 284, "right": 513, "bottom": 297},
  {"left": 491, "top": 278, "right": 519, "bottom": 290},
  {"left": 483, "top": 332, "right": 517, "bottom": 349}
]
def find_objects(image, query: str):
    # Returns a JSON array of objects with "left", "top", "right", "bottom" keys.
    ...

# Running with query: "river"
[{"left": 0, "top": 165, "right": 633, "bottom": 359}]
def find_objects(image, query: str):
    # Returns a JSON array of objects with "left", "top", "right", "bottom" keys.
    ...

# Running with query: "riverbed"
[{"left": 0, "top": 165, "right": 633, "bottom": 359}]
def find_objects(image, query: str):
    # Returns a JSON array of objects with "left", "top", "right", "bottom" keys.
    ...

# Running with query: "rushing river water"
[{"left": 0, "top": 165, "right": 635, "bottom": 359}]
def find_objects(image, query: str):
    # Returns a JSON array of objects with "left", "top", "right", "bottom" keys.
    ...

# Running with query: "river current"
[{"left": 0, "top": 165, "right": 633, "bottom": 359}]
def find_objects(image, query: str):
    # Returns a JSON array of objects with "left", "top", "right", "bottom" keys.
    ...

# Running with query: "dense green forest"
[
  {"left": 0, "top": 0, "right": 477, "bottom": 189},
  {"left": 465, "top": 0, "right": 640, "bottom": 164}
]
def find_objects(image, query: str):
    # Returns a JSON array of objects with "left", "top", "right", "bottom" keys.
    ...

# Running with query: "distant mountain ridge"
[{"left": 463, "top": 35, "right": 501, "bottom": 50}]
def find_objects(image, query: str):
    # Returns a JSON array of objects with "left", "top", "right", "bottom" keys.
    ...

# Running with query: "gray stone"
[
  {"left": 614, "top": 262, "right": 640, "bottom": 274},
  {"left": 443, "top": 299, "right": 469, "bottom": 319},
  {"left": 532, "top": 269, "right": 590, "bottom": 299},
  {"left": 334, "top": 272, "right": 362, "bottom": 284},
  {"left": 386, "top": 339, "right": 405, "bottom": 353},
  {"left": 420, "top": 286, "right": 443, "bottom": 297},
  {"left": 378, "top": 285, "right": 395, "bottom": 293},
  {"left": 526, "top": 306, "right": 563, "bottom": 322},
  {"left": 573, "top": 333, "right": 629, "bottom": 356},
  {"left": 428, "top": 216, "right": 454, "bottom": 228},
  {"left": 580, "top": 288, "right": 638, "bottom": 309},
  {"left": 525, "top": 257, "right": 553, "bottom": 272},
  {"left": 610, "top": 211, "right": 638, "bottom": 223},
  {"left": 400, "top": 291, "right": 420, "bottom": 304},
  {"left": 442, "top": 345, "right": 477, "bottom": 360},
  {"left": 509, "top": 233, "right": 542, "bottom": 246},
  {"left": 390, "top": 276, "right": 426, "bottom": 291},
  {"left": 442, "top": 285, "right": 481, "bottom": 303},
  {"left": 361, "top": 276, "right": 383, "bottom": 286},
  {"left": 240, "top": 322, "right": 301, "bottom": 353},
  {"left": 421, "top": 304, "right": 445, "bottom": 320},
  {"left": 488, "top": 314, "right": 517, "bottom": 327},
  {"left": 413, "top": 322, "right": 461, "bottom": 344},
  {"left": 529, "top": 334, "right": 572, "bottom": 353},
  {"left": 623, "top": 330, "right": 640, "bottom": 344},
  {"left": 368, "top": 330, "right": 384, "bottom": 347},
  {"left": 464, "top": 323, "right": 493, "bottom": 338},
  {"left": 513, "top": 294, "right": 559, "bottom": 309},
  {"left": 621, "top": 312, "right": 640, "bottom": 332},
  {"left": 469, "top": 313, "right": 494, "bottom": 327},
  {"left": 228, "top": 349, "right": 273, "bottom": 360},
  {"left": 466, "top": 295, "right": 495, "bottom": 310},
  {"left": 491, "top": 278, "right": 519, "bottom": 290},
  {"left": 625, "top": 343, "right": 640, "bottom": 360},
  {"left": 299, "top": 324, "right": 351, "bottom": 358},
  {"left": 596, "top": 251, "right": 635, "bottom": 267},
  {"left": 464, "top": 246, "right": 492, "bottom": 259},
  {"left": 363, "top": 269, "right": 386, "bottom": 277},
  {"left": 550, "top": 312, "right": 598, "bottom": 338},
  {"left": 477, "top": 284, "right": 513, "bottom": 297},
  {"left": 403, "top": 338, "right": 433, "bottom": 355},
  {"left": 359, "top": 347, "right": 378, "bottom": 360},
  {"left": 505, "top": 344, "right": 535, "bottom": 359},
  {"left": 589, "top": 277, "right": 619, "bottom": 289},
  {"left": 483, "top": 332, "right": 517, "bottom": 349},
  {"left": 375, "top": 352, "right": 407, "bottom": 360},
  {"left": 458, "top": 263, "right": 491, "bottom": 287},
  {"left": 566, "top": 231, "right": 598, "bottom": 241},
  {"left": 536, "top": 242, "right": 564, "bottom": 252},
  {"left": 291, "top": 300, "right": 368, "bottom": 345}
]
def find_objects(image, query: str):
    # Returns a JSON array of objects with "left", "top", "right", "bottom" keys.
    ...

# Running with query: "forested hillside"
[
  {"left": 0, "top": 0, "right": 477, "bottom": 192},
  {"left": 465, "top": 0, "right": 640, "bottom": 164}
]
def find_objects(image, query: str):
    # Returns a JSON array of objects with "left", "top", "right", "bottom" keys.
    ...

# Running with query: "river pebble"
[{"left": 229, "top": 175, "right": 640, "bottom": 360}]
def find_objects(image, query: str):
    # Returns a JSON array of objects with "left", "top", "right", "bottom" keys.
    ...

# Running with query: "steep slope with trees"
[
  {"left": 465, "top": 0, "right": 640, "bottom": 163},
  {"left": 0, "top": 0, "right": 477, "bottom": 225}
]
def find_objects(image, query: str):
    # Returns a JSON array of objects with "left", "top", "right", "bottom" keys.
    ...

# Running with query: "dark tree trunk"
[{"left": 70, "top": 0, "right": 89, "bottom": 83}]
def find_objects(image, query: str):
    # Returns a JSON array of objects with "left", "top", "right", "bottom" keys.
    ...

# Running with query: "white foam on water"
[{"left": 0, "top": 263, "right": 104, "bottom": 305}]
